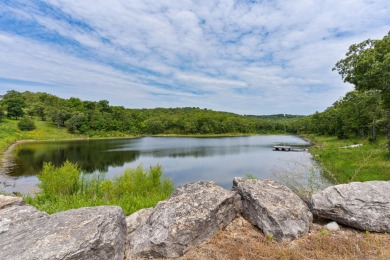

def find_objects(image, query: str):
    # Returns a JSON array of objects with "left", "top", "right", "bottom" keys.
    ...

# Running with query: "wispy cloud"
[{"left": 0, "top": 0, "right": 389, "bottom": 114}]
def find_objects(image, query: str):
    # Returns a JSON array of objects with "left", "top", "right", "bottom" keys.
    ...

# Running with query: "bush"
[
  {"left": 25, "top": 161, "right": 174, "bottom": 215},
  {"left": 17, "top": 116, "right": 36, "bottom": 131},
  {"left": 38, "top": 161, "right": 81, "bottom": 195}
]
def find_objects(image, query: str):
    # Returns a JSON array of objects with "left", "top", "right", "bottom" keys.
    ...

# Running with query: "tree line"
[
  {"left": 0, "top": 90, "right": 294, "bottom": 136},
  {"left": 290, "top": 90, "right": 386, "bottom": 142},
  {"left": 0, "top": 88, "right": 387, "bottom": 142}
]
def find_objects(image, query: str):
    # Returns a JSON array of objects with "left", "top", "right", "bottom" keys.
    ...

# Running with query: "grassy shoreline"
[
  {"left": 1, "top": 119, "right": 389, "bottom": 186},
  {"left": 0, "top": 119, "right": 142, "bottom": 169},
  {"left": 306, "top": 135, "right": 390, "bottom": 183}
]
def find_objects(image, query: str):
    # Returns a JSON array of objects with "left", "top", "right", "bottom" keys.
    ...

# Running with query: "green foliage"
[
  {"left": 310, "top": 136, "right": 389, "bottom": 183},
  {"left": 333, "top": 32, "right": 390, "bottom": 108},
  {"left": 1, "top": 90, "right": 303, "bottom": 137},
  {"left": 38, "top": 161, "right": 81, "bottom": 195},
  {"left": 0, "top": 106, "right": 4, "bottom": 122},
  {"left": 2, "top": 90, "right": 26, "bottom": 119},
  {"left": 245, "top": 173, "right": 258, "bottom": 179},
  {"left": 25, "top": 162, "right": 174, "bottom": 215},
  {"left": 292, "top": 90, "right": 385, "bottom": 139},
  {"left": 17, "top": 116, "right": 36, "bottom": 131},
  {"left": 333, "top": 31, "right": 390, "bottom": 152}
]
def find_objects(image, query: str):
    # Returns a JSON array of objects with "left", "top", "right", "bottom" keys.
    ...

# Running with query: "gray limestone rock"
[
  {"left": 125, "top": 207, "right": 154, "bottom": 259},
  {"left": 128, "top": 181, "right": 241, "bottom": 258},
  {"left": 0, "top": 195, "right": 47, "bottom": 234},
  {"left": 0, "top": 206, "right": 127, "bottom": 260},
  {"left": 126, "top": 207, "right": 154, "bottom": 236},
  {"left": 310, "top": 181, "right": 390, "bottom": 232},
  {"left": 233, "top": 177, "right": 313, "bottom": 242}
]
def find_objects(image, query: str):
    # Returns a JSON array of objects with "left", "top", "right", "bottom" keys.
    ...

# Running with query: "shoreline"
[
  {"left": 0, "top": 133, "right": 310, "bottom": 195},
  {"left": 0, "top": 135, "right": 140, "bottom": 174},
  {"left": 0, "top": 132, "right": 310, "bottom": 173},
  {"left": 0, "top": 140, "right": 34, "bottom": 174}
]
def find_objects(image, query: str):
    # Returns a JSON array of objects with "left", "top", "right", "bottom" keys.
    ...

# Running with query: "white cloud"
[{"left": 1, "top": 0, "right": 389, "bottom": 114}]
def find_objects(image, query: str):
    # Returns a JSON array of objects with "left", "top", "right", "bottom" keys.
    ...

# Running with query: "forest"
[
  {"left": 0, "top": 88, "right": 387, "bottom": 143},
  {"left": 0, "top": 90, "right": 294, "bottom": 136}
]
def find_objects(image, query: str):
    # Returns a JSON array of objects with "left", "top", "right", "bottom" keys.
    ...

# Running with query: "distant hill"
[{"left": 246, "top": 114, "right": 305, "bottom": 120}]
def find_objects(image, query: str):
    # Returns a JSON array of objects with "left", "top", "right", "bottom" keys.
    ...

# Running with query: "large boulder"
[
  {"left": 0, "top": 206, "right": 127, "bottom": 260},
  {"left": 0, "top": 195, "right": 47, "bottom": 234},
  {"left": 310, "top": 181, "right": 390, "bottom": 232},
  {"left": 125, "top": 208, "right": 154, "bottom": 259},
  {"left": 128, "top": 181, "right": 241, "bottom": 258},
  {"left": 233, "top": 177, "right": 313, "bottom": 242},
  {"left": 126, "top": 207, "right": 154, "bottom": 236}
]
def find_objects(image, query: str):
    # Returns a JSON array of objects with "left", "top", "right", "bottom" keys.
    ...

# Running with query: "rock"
[
  {"left": 0, "top": 195, "right": 47, "bottom": 234},
  {"left": 233, "top": 177, "right": 313, "bottom": 242},
  {"left": 126, "top": 207, "right": 154, "bottom": 236},
  {"left": 0, "top": 206, "right": 127, "bottom": 260},
  {"left": 310, "top": 181, "right": 390, "bottom": 232},
  {"left": 128, "top": 181, "right": 241, "bottom": 258},
  {"left": 125, "top": 207, "right": 154, "bottom": 259},
  {"left": 325, "top": 221, "right": 340, "bottom": 231}
]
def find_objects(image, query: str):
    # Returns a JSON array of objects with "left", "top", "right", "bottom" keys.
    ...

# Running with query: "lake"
[{"left": 0, "top": 135, "right": 329, "bottom": 194}]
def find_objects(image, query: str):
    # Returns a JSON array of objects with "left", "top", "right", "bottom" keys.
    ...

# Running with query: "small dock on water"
[{"left": 272, "top": 146, "right": 308, "bottom": 152}]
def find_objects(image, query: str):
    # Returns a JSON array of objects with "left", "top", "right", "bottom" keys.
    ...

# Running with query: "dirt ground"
[{"left": 175, "top": 216, "right": 390, "bottom": 260}]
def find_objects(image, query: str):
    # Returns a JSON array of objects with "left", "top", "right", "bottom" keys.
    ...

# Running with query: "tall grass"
[
  {"left": 25, "top": 161, "right": 174, "bottom": 215},
  {"left": 308, "top": 135, "right": 390, "bottom": 183}
]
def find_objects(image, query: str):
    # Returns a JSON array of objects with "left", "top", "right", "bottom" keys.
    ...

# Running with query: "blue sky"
[{"left": 0, "top": 0, "right": 389, "bottom": 115}]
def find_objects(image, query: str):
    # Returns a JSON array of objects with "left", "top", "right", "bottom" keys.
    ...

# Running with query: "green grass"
[
  {"left": 25, "top": 161, "right": 174, "bottom": 215},
  {"left": 308, "top": 135, "right": 390, "bottom": 183},
  {"left": 0, "top": 119, "right": 81, "bottom": 164}
]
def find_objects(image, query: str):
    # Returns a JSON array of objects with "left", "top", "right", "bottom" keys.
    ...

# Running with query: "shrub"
[
  {"left": 17, "top": 116, "right": 36, "bottom": 131},
  {"left": 25, "top": 161, "right": 174, "bottom": 215},
  {"left": 38, "top": 160, "right": 81, "bottom": 196}
]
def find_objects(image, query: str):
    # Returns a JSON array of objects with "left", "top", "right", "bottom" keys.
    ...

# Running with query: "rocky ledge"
[{"left": 1, "top": 179, "right": 389, "bottom": 259}]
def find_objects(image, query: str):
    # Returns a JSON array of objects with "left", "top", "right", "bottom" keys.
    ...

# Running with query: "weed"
[
  {"left": 25, "top": 161, "right": 174, "bottom": 215},
  {"left": 245, "top": 173, "right": 257, "bottom": 179},
  {"left": 272, "top": 155, "right": 332, "bottom": 202}
]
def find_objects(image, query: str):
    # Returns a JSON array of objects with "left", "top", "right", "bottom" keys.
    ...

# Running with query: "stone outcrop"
[
  {"left": 233, "top": 177, "right": 313, "bottom": 242},
  {"left": 0, "top": 194, "right": 47, "bottom": 234},
  {"left": 310, "top": 181, "right": 390, "bottom": 232},
  {"left": 127, "top": 181, "right": 241, "bottom": 258},
  {"left": 2, "top": 179, "right": 390, "bottom": 260},
  {"left": 0, "top": 205, "right": 127, "bottom": 260}
]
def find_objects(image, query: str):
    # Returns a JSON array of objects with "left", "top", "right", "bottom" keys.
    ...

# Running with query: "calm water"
[{"left": 1, "top": 135, "right": 326, "bottom": 194}]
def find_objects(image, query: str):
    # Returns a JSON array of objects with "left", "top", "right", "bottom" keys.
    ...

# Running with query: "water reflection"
[
  {"left": 2, "top": 135, "right": 322, "bottom": 194},
  {"left": 10, "top": 140, "right": 140, "bottom": 176}
]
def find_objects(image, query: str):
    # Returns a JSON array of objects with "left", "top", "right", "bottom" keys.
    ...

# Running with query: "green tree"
[
  {"left": 3, "top": 90, "right": 26, "bottom": 119},
  {"left": 31, "top": 103, "right": 47, "bottom": 121},
  {"left": 18, "top": 116, "right": 36, "bottom": 131},
  {"left": 333, "top": 32, "right": 390, "bottom": 151},
  {"left": 65, "top": 112, "right": 87, "bottom": 133},
  {"left": 0, "top": 103, "right": 4, "bottom": 122}
]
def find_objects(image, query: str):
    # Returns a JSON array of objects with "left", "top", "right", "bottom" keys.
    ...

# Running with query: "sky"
[{"left": 0, "top": 0, "right": 389, "bottom": 115}]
